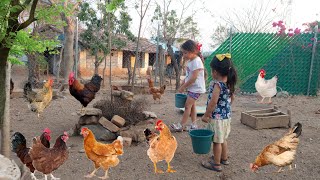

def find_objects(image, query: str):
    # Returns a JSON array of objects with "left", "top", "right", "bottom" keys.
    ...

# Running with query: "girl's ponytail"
[{"left": 227, "top": 65, "right": 237, "bottom": 95}]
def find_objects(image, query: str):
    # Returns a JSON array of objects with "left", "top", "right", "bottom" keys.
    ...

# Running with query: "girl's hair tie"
[
  {"left": 216, "top": 53, "right": 231, "bottom": 61},
  {"left": 196, "top": 43, "right": 202, "bottom": 51}
]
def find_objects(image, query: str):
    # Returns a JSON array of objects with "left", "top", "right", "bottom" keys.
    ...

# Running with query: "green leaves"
[
  {"left": 8, "top": 30, "right": 59, "bottom": 65},
  {"left": 106, "top": 0, "right": 125, "bottom": 12}
]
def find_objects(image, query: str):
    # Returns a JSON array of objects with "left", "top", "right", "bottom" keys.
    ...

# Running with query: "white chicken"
[{"left": 255, "top": 69, "right": 278, "bottom": 104}]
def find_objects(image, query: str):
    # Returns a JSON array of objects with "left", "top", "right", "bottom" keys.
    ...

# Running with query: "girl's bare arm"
[
  {"left": 179, "top": 69, "right": 201, "bottom": 90},
  {"left": 202, "top": 85, "right": 221, "bottom": 121}
]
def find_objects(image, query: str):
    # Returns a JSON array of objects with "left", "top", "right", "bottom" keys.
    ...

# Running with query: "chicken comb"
[
  {"left": 156, "top": 120, "right": 163, "bottom": 126},
  {"left": 81, "top": 127, "right": 88, "bottom": 132},
  {"left": 63, "top": 131, "right": 68, "bottom": 136},
  {"left": 259, "top": 69, "right": 265, "bottom": 73},
  {"left": 43, "top": 128, "right": 51, "bottom": 134},
  {"left": 69, "top": 72, "right": 75, "bottom": 79}
]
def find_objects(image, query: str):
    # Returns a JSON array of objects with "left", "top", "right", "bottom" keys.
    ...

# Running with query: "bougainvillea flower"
[
  {"left": 278, "top": 20, "right": 283, "bottom": 24},
  {"left": 311, "top": 38, "right": 315, "bottom": 41},
  {"left": 288, "top": 32, "right": 294, "bottom": 37},
  {"left": 308, "top": 43, "right": 313, "bottom": 47},
  {"left": 272, "top": 22, "right": 278, "bottom": 27},
  {"left": 288, "top": 28, "right": 293, "bottom": 31},
  {"left": 294, "top": 28, "right": 301, "bottom": 34}
]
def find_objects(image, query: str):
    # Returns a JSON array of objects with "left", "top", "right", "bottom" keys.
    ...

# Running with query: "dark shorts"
[{"left": 187, "top": 91, "right": 201, "bottom": 100}]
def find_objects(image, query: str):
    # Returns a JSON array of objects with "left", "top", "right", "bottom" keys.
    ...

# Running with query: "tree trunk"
[
  {"left": 159, "top": 46, "right": 164, "bottom": 87},
  {"left": 167, "top": 44, "right": 180, "bottom": 90},
  {"left": 0, "top": 47, "right": 11, "bottom": 157},
  {"left": 127, "top": 56, "right": 132, "bottom": 85},
  {"left": 94, "top": 54, "right": 99, "bottom": 74},
  {"left": 27, "top": 54, "right": 38, "bottom": 84},
  {"left": 61, "top": 15, "right": 75, "bottom": 82}
]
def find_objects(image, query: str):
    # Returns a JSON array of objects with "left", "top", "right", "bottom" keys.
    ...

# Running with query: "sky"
[{"left": 124, "top": 0, "right": 320, "bottom": 52}]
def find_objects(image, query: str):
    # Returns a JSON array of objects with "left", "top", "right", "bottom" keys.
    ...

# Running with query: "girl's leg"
[
  {"left": 213, "top": 143, "right": 222, "bottom": 166},
  {"left": 180, "top": 96, "right": 196, "bottom": 126},
  {"left": 221, "top": 141, "right": 228, "bottom": 161},
  {"left": 190, "top": 101, "right": 197, "bottom": 123}
]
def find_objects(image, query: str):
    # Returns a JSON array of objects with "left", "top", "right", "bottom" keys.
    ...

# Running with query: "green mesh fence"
[{"left": 205, "top": 33, "right": 320, "bottom": 95}]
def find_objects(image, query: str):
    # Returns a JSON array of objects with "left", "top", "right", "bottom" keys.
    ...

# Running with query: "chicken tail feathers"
[
  {"left": 292, "top": 122, "right": 302, "bottom": 138},
  {"left": 11, "top": 132, "right": 27, "bottom": 153},
  {"left": 24, "top": 82, "right": 33, "bottom": 96},
  {"left": 144, "top": 128, "right": 152, "bottom": 139}
]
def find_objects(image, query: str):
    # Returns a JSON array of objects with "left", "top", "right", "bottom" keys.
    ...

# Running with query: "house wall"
[{"left": 79, "top": 49, "right": 150, "bottom": 78}]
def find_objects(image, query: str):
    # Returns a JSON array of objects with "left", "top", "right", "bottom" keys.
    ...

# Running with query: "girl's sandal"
[
  {"left": 170, "top": 123, "right": 185, "bottom": 132},
  {"left": 209, "top": 156, "right": 230, "bottom": 165},
  {"left": 201, "top": 160, "right": 222, "bottom": 172}
]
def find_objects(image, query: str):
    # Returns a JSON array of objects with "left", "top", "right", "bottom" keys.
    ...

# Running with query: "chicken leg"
[
  {"left": 153, "top": 162, "right": 164, "bottom": 173},
  {"left": 258, "top": 97, "right": 265, "bottom": 104},
  {"left": 85, "top": 168, "right": 98, "bottom": 178},
  {"left": 30, "top": 173, "right": 37, "bottom": 180},
  {"left": 98, "top": 170, "right": 109, "bottom": 179},
  {"left": 50, "top": 173, "right": 60, "bottom": 180},
  {"left": 166, "top": 162, "right": 176, "bottom": 173},
  {"left": 276, "top": 167, "right": 284, "bottom": 173}
]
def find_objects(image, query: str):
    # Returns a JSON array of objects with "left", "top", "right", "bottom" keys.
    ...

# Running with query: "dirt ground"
[{"left": 8, "top": 86, "right": 320, "bottom": 180}]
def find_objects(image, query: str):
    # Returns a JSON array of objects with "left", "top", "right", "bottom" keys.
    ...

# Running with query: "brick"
[
  {"left": 111, "top": 115, "right": 126, "bottom": 127},
  {"left": 99, "top": 117, "right": 120, "bottom": 132},
  {"left": 122, "top": 137, "right": 132, "bottom": 147},
  {"left": 119, "top": 130, "right": 135, "bottom": 139}
]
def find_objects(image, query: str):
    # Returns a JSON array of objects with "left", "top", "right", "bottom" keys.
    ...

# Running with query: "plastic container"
[
  {"left": 175, "top": 93, "right": 187, "bottom": 108},
  {"left": 189, "top": 129, "right": 214, "bottom": 154}
]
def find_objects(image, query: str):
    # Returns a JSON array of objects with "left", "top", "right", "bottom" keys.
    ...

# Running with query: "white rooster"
[{"left": 255, "top": 69, "right": 278, "bottom": 104}]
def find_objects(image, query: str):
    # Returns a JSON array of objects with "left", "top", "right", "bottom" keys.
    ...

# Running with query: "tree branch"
[
  {"left": 17, "top": 0, "right": 39, "bottom": 31},
  {"left": 141, "top": 0, "right": 151, "bottom": 19},
  {"left": 71, "top": 1, "right": 81, "bottom": 13},
  {"left": 23, "top": 0, "right": 32, "bottom": 6}
]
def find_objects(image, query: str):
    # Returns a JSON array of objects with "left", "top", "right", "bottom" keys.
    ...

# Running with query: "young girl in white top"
[{"left": 171, "top": 40, "right": 206, "bottom": 131}]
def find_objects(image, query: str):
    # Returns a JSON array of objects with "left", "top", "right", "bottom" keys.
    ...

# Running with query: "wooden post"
[{"left": 307, "top": 25, "right": 318, "bottom": 96}]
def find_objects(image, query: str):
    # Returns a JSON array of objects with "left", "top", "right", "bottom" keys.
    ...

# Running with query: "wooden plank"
[
  {"left": 250, "top": 111, "right": 282, "bottom": 117},
  {"left": 245, "top": 108, "right": 274, "bottom": 114}
]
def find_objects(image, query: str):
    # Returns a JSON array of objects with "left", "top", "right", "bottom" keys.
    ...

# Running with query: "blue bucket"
[
  {"left": 175, "top": 93, "right": 187, "bottom": 108},
  {"left": 189, "top": 129, "right": 214, "bottom": 154}
]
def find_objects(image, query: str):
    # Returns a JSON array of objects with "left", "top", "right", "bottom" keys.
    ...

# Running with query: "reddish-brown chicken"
[
  {"left": 11, "top": 128, "right": 51, "bottom": 180},
  {"left": 69, "top": 72, "right": 103, "bottom": 113},
  {"left": 250, "top": 122, "right": 302, "bottom": 173},
  {"left": 147, "top": 78, "right": 166, "bottom": 104},
  {"left": 144, "top": 120, "right": 177, "bottom": 173},
  {"left": 81, "top": 127, "right": 124, "bottom": 179},
  {"left": 29, "top": 132, "right": 69, "bottom": 180}
]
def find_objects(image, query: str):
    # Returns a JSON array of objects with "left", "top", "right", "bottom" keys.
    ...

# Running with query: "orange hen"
[
  {"left": 147, "top": 78, "right": 166, "bottom": 104},
  {"left": 80, "top": 127, "right": 123, "bottom": 179},
  {"left": 250, "top": 122, "right": 302, "bottom": 173},
  {"left": 144, "top": 120, "right": 177, "bottom": 173}
]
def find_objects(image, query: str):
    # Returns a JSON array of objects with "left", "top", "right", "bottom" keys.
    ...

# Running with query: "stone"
[
  {"left": 120, "top": 90, "right": 134, "bottom": 101},
  {"left": 78, "top": 149, "right": 85, "bottom": 153},
  {"left": 276, "top": 91, "right": 289, "bottom": 98},
  {"left": 0, "top": 154, "right": 21, "bottom": 180},
  {"left": 142, "top": 111, "right": 157, "bottom": 119},
  {"left": 119, "top": 123, "right": 154, "bottom": 142},
  {"left": 78, "top": 108, "right": 102, "bottom": 116},
  {"left": 122, "top": 137, "right": 132, "bottom": 147},
  {"left": 79, "top": 124, "right": 117, "bottom": 141},
  {"left": 99, "top": 117, "right": 120, "bottom": 132},
  {"left": 78, "top": 115, "right": 100, "bottom": 125},
  {"left": 111, "top": 115, "right": 126, "bottom": 127}
]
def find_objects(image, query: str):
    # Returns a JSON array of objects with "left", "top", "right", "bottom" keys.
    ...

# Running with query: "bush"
[{"left": 93, "top": 96, "right": 149, "bottom": 126}]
